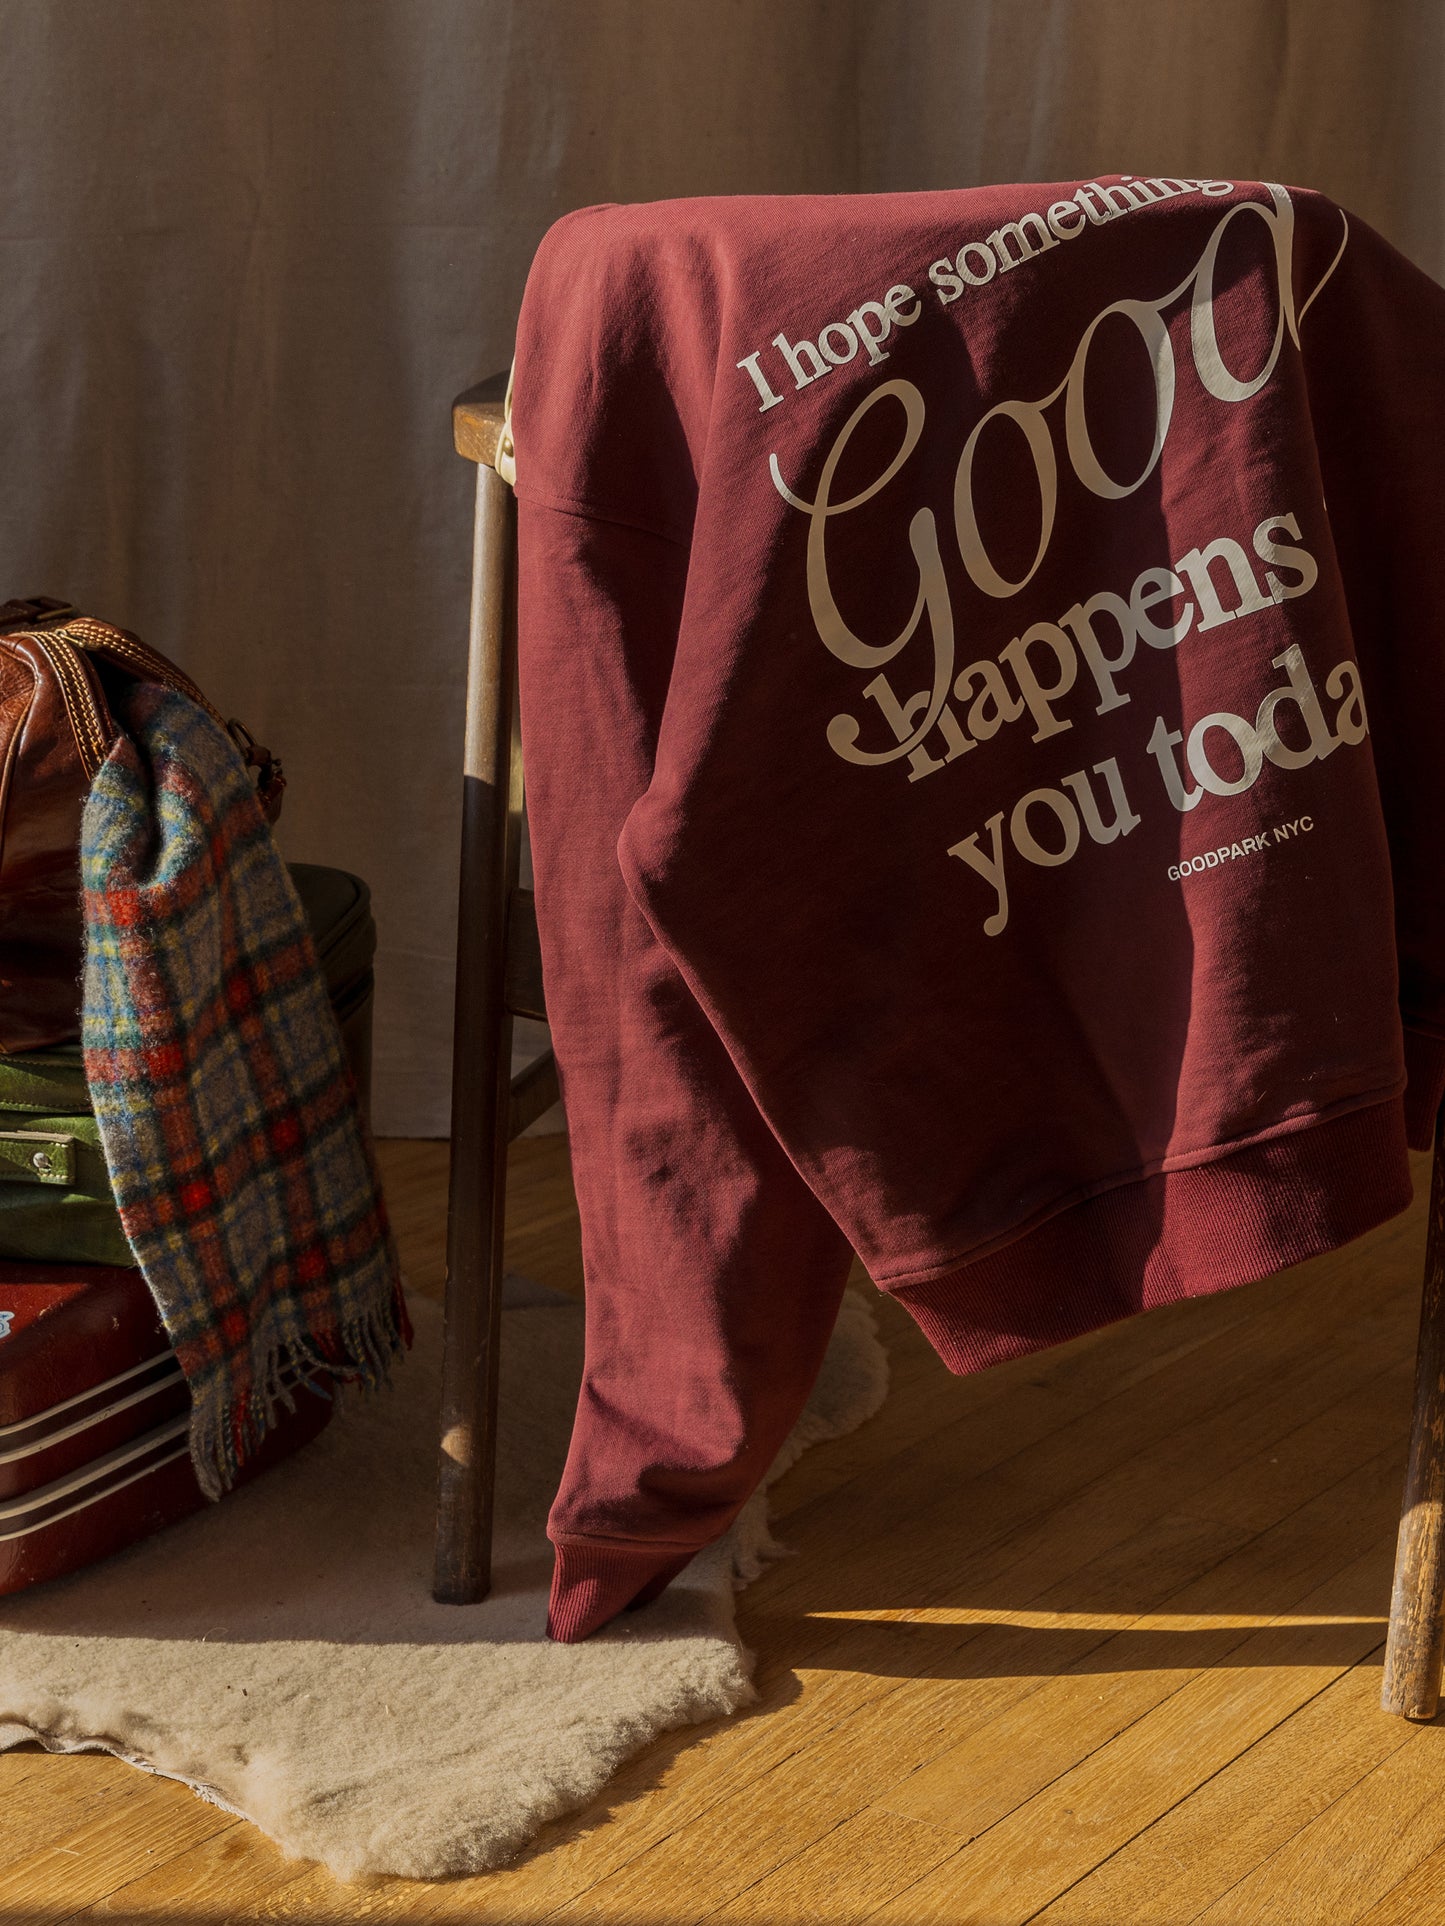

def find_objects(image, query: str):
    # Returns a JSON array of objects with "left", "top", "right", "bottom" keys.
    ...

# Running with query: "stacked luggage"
[{"left": 0, "top": 863, "right": 378, "bottom": 1594}]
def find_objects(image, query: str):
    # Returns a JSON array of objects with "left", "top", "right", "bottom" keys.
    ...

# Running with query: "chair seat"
[{"left": 453, "top": 376, "right": 509, "bottom": 466}]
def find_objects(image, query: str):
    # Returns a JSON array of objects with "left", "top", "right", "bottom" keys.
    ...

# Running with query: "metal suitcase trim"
[
  {"left": 0, "top": 1361, "right": 326, "bottom": 1542},
  {"left": 0, "top": 1415, "right": 192, "bottom": 1540},
  {"left": 0, "top": 1350, "right": 183, "bottom": 1462},
  {"left": 0, "top": 1352, "right": 184, "bottom": 1466}
]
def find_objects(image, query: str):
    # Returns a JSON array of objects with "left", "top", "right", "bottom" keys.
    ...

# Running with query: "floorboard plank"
[
  {"left": 1030, "top": 1659, "right": 1415, "bottom": 1925},
  {"left": 75, "top": 1819, "right": 314, "bottom": 1921},
  {"left": 1190, "top": 1723, "right": 1445, "bottom": 1926},
  {"left": 1353, "top": 1836, "right": 1445, "bottom": 1925},
  {"left": 0, "top": 1774, "right": 229, "bottom": 1917},
  {"left": 863, "top": 1542, "right": 1399, "bottom": 1926},
  {"left": 702, "top": 1809, "right": 958, "bottom": 1924}
]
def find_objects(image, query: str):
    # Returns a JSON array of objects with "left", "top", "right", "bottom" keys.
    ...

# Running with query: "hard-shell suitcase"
[
  {"left": 0, "top": 862, "right": 377, "bottom": 1268},
  {"left": 0, "top": 1258, "right": 332, "bottom": 1595}
]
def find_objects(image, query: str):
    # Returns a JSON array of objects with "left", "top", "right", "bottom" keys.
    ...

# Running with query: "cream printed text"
[
  {"left": 736, "top": 176, "right": 1238, "bottom": 413},
  {"left": 767, "top": 183, "right": 1357, "bottom": 935}
]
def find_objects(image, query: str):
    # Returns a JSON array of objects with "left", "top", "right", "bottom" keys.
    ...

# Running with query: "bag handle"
[{"left": 0, "top": 600, "right": 286, "bottom": 823}]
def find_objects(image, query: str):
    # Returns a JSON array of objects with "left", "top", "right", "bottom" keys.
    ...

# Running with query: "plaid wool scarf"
[{"left": 81, "top": 683, "right": 410, "bottom": 1499}]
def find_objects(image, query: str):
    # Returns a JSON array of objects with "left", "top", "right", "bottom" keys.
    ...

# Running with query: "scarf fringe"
[{"left": 187, "top": 1284, "right": 410, "bottom": 1502}]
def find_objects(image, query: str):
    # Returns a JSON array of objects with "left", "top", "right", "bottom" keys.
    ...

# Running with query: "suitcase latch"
[{"left": 0, "top": 1131, "right": 77, "bottom": 1186}]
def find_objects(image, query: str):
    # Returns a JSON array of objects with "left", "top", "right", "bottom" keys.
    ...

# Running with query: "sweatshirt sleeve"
[{"left": 516, "top": 496, "right": 857, "bottom": 1642}]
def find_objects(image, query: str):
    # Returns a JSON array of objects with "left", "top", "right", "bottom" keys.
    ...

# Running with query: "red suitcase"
[{"left": 0, "top": 1258, "right": 332, "bottom": 1594}]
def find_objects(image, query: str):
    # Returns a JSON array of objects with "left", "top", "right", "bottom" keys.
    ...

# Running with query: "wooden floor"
[{"left": 6, "top": 1134, "right": 1445, "bottom": 1924}]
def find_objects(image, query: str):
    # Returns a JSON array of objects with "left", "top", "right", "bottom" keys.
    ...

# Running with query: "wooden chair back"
[{"left": 432, "top": 375, "right": 557, "bottom": 1605}]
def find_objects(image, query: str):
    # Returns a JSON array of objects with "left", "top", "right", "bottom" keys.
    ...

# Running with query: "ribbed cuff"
[{"left": 546, "top": 1539, "right": 695, "bottom": 1642}]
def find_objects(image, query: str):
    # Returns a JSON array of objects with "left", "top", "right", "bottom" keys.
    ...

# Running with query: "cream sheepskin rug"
[{"left": 0, "top": 1281, "right": 887, "bottom": 1881}]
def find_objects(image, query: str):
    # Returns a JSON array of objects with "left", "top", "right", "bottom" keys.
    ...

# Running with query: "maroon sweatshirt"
[{"left": 511, "top": 177, "right": 1445, "bottom": 1641}]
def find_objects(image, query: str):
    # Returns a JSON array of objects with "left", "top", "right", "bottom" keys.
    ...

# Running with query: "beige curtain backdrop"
[{"left": 1, "top": 0, "right": 1439, "bottom": 1134}]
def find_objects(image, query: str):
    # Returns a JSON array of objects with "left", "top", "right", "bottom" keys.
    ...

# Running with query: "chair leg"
[
  {"left": 434, "top": 461, "right": 522, "bottom": 1605},
  {"left": 1383, "top": 1112, "right": 1445, "bottom": 1717}
]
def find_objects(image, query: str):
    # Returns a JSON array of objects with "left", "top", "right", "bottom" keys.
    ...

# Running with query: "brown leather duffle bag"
[{"left": 0, "top": 596, "right": 284, "bottom": 1055}]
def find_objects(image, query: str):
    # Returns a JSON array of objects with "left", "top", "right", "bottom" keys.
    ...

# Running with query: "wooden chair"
[
  {"left": 432, "top": 372, "right": 558, "bottom": 1606},
  {"left": 433, "top": 372, "right": 1445, "bottom": 1725}
]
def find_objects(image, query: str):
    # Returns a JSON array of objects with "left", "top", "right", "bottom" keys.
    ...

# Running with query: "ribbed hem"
[
  {"left": 890, "top": 1097, "right": 1413, "bottom": 1377},
  {"left": 547, "top": 1539, "right": 695, "bottom": 1642},
  {"left": 1405, "top": 1028, "right": 1445, "bottom": 1150}
]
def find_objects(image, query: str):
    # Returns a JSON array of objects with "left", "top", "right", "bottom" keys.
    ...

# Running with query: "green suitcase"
[{"left": 0, "top": 864, "right": 376, "bottom": 1269}]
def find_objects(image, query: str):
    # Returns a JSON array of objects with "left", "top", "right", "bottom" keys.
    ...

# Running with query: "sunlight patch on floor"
[{"left": 808, "top": 1608, "right": 1388, "bottom": 1630}]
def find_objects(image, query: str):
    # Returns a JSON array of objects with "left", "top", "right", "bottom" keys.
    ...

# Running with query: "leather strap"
[{"left": 0, "top": 597, "right": 76, "bottom": 630}]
